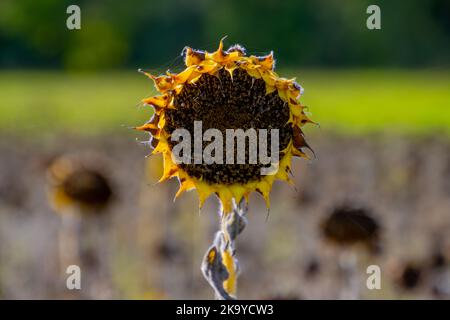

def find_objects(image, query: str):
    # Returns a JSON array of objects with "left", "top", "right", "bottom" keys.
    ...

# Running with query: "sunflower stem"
[{"left": 201, "top": 199, "right": 247, "bottom": 300}]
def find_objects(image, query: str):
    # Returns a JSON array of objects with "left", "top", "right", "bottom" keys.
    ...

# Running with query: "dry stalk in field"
[
  {"left": 201, "top": 199, "right": 247, "bottom": 299},
  {"left": 46, "top": 154, "right": 113, "bottom": 295}
]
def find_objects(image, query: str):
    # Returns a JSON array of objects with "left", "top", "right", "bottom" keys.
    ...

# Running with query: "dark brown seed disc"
[
  {"left": 321, "top": 206, "right": 380, "bottom": 247},
  {"left": 63, "top": 169, "right": 112, "bottom": 208},
  {"left": 164, "top": 68, "right": 292, "bottom": 185}
]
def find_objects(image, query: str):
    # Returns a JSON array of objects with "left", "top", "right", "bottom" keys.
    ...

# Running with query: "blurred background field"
[{"left": 0, "top": 0, "right": 450, "bottom": 299}]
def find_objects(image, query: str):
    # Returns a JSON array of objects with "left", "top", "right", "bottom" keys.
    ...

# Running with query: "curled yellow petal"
[
  {"left": 259, "top": 69, "right": 277, "bottom": 86},
  {"left": 289, "top": 99, "right": 303, "bottom": 117},
  {"left": 196, "top": 60, "right": 220, "bottom": 74},
  {"left": 205, "top": 37, "right": 227, "bottom": 63},
  {"left": 195, "top": 181, "right": 215, "bottom": 209},
  {"left": 255, "top": 180, "right": 271, "bottom": 210},
  {"left": 184, "top": 47, "right": 205, "bottom": 66},
  {"left": 135, "top": 123, "right": 158, "bottom": 135},
  {"left": 244, "top": 68, "right": 261, "bottom": 79},
  {"left": 169, "top": 65, "right": 197, "bottom": 84},
  {"left": 265, "top": 83, "right": 277, "bottom": 95},
  {"left": 159, "top": 152, "right": 179, "bottom": 182},
  {"left": 251, "top": 51, "right": 275, "bottom": 70},
  {"left": 142, "top": 94, "right": 170, "bottom": 108},
  {"left": 152, "top": 137, "right": 170, "bottom": 154},
  {"left": 222, "top": 248, "right": 237, "bottom": 296},
  {"left": 229, "top": 184, "right": 246, "bottom": 204},
  {"left": 277, "top": 89, "right": 289, "bottom": 102},
  {"left": 175, "top": 176, "right": 196, "bottom": 198}
]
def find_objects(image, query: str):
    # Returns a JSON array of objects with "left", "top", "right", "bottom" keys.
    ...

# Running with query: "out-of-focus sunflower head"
[
  {"left": 320, "top": 205, "right": 381, "bottom": 252},
  {"left": 46, "top": 155, "right": 113, "bottom": 214},
  {"left": 388, "top": 261, "right": 424, "bottom": 291},
  {"left": 137, "top": 38, "right": 314, "bottom": 214}
]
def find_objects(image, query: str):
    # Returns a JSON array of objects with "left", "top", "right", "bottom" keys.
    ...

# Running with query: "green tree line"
[{"left": 0, "top": 0, "right": 449, "bottom": 70}]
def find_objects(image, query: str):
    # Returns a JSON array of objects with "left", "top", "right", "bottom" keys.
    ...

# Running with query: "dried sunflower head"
[
  {"left": 46, "top": 155, "right": 113, "bottom": 213},
  {"left": 137, "top": 39, "right": 314, "bottom": 213},
  {"left": 398, "top": 263, "right": 423, "bottom": 290},
  {"left": 321, "top": 205, "right": 381, "bottom": 250}
]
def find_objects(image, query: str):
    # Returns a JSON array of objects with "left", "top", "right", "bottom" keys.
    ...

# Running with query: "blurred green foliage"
[{"left": 0, "top": 0, "right": 449, "bottom": 70}]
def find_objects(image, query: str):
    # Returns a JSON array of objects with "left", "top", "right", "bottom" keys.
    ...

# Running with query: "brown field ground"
[{"left": 0, "top": 132, "right": 449, "bottom": 299}]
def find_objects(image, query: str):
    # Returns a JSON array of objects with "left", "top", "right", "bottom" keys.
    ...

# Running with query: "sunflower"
[
  {"left": 137, "top": 38, "right": 313, "bottom": 214},
  {"left": 46, "top": 155, "right": 113, "bottom": 213},
  {"left": 321, "top": 205, "right": 381, "bottom": 251}
]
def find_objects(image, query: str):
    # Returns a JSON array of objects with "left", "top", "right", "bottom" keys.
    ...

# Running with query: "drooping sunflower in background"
[
  {"left": 46, "top": 154, "right": 114, "bottom": 286},
  {"left": 137, "top": 38, "right": 314, "bottom": 214},
  {"left": 321, "top": 205, "right": 381, "bottom": 252},
  {"left": 47, "top": 155, "right": 113, "bottom": 214}
]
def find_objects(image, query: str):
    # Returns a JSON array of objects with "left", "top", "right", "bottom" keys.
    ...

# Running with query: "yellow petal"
[
  {"left": 230, "top": 184, "right": 246, "bottom": 204},
  {"left": 184, "top": 47, "right": 205, "bottom": 66},
  {"left": 265, "top": 83, "right": 277, "bottom": 95},
  {"left": 289, "top": 99, "right": 303, "bottom": 117},
  {"left": 205, "top": 37, "right": 227, "bottom": 63},
  {"left": 287, "top": 85, "right": 301, "bottom": 100},
  {"left": 157, "top": 113, "right": 166, "bottom": 129},
  {"left": 276, "top": 162, "right": 294, "bottom": 186},
  {"left": 291, "top": 146, "right": 310, "bottom": 159},
  {"left": 159, "top": 152, "right": 178, "bottom": 182},
  {"left": 222, "top": 248, "right": 237, "bottom": 296},
  {"left": 195, "top": 181, "right": 215, "bottom": 209},
  {"left": 277, "top": 88, "right": 289, "bottom": 102},
  {"left": 244, "top": 68, "right": 261, "bottom": 79},
  {"left": 298, "top": 113, "right": 317, "bottom": 127},
  {"left": 152, "top": 138, "right": 169, "bottom": 154},
  {"left": 187, "top": 72, "right": 203, "bottom": 84},
  {"left": 135, "top": 123, "right": 158, "bottom": 135},
  {"left": 259, "top": 69, "right": 277, "bottom": 86},
  {"left": 140, "top": 72, "right": 175, "bottom": 93},
  {"left": 175, "top": 176, "right": 196, "bottom": 198},
  {"left": 196, "top": 60, "right": 220, "bottom": 74},
  {"left": 170, "top": 65, "right": 197, "bottom": 84},
  {"left": 225, "top": 65, "right": 237, "bottom": 79},
  {"left": 142, "top": 94, "right": 170, "bottom": 108},
  {"left": 251, "top": 51, "right": 275, "bottom": 70},
  {"left": 255, "top": 180, "right": 271, "bottom": 209}
]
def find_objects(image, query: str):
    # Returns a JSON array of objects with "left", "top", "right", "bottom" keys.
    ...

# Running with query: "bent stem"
[
  {"left": 201, "top": 199, "right": 248, "bottom": 300},
  {"left": 58, "top": 210, "right": 81, "bottom": 273},
  {"left": 338, "top": 250, "right": 359, "bottom": 300}
]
